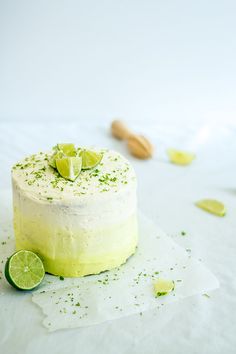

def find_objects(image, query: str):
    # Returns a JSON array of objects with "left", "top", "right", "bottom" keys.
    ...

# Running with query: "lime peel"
[
  {"left": 154, "top": 279, "right": 175, "bottom": 297},
  {"left": 167, "top": 148, "right": 195, "bottom": 165},
  {"left": 195, "top": 199, "right": 226, "bottom": 217}
]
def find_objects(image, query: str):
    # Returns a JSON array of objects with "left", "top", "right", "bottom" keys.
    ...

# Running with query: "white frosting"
[{"left": 12, "top": 149, "right": 137, "bottom": 228}]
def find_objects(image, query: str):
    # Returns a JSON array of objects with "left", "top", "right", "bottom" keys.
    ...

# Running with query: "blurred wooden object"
[{"left": 111, "top": 120, "right": 153, "bottom": 159}]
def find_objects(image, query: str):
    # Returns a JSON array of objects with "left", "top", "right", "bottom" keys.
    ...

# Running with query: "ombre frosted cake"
[{"left": 11, "top": 148, "right": 138, "bottom": 277}]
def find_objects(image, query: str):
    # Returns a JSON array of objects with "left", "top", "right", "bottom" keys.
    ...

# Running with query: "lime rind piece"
[
  {"left": 167, "top": 149, "right": 195, "bottom": 165},
  {"left": 195, "top": 199, "right": 226, "bottom": 217},
  {"left": 56, "top": 156, "right": 82, "bottom": 181},
  {"left": 79, "top": 150, "right": 103, "bottom": 170},
  {"left": 154, "top": 279, "right": 175, "bottom": 297},
  {"left": 4, "top": 250, "right": 45, "bottom": 291}
]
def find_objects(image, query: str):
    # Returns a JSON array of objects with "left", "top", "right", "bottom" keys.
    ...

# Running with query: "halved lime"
[
  {"left": 57, "top": 143, "right": 76, "bottom": 157},
  {"left": 79, "top": 150, "right": 103, "bottom": 170},
  {"left": 56, "top": 156, "right": 82, "bottom": 181},
  {"left": 196, "top": 199, "right": 226, "bottom": 217},
  {"left": 5, "top": 250, "right": 45, "bottom": 291},
  {"left": 167, "top": 149, "right": 195, "bottom": 165},
  {"left": 154, "top": 279, "right": 175, "bottom": 297}
]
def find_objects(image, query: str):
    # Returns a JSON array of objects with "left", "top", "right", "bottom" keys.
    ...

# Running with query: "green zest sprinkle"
[{"left": 12, "top": 146, "right": 135, "bottom": 197}]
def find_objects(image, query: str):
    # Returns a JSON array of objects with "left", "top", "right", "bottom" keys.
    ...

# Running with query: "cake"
[{"left": 11, "top": 147, "right": 138, "bottom": 277}]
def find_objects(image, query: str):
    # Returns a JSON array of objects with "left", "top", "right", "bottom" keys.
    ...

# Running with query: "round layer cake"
[{"left": 11, "top": 148, "right": 138, "bottom": 277}]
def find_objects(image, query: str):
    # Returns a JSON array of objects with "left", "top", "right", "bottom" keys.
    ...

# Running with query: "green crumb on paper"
[
  {"left": 181, "top": 231, "right": 186, "bottom": 236},
  {"left": 203, "top": 293, "right": 210, "bottom": 298},
  {"left": 59, "top": 276, "right": 64, "bottom": 280},
  {"left": 75, "top": 302, "right": 80, "bottom": 307},
  {"left": 156, "top": 292, "right": 168, "bottom": 297}
]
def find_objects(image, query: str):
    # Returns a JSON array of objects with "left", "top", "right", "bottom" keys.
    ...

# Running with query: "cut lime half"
[
  {"left": 195, "top": 199, "right": 226, "bottom": 217},
  {"left": 167, "top": 149, "right": 195, "bottom": 165},
  {"left": 154, "top": 279, "right": 175, "bottom": 297},
  {"left": 5, "top": 250, "right": 45, "bottom": 291},
  {"left": 56, "top": 156, "right": 82, "bottom": 181}
]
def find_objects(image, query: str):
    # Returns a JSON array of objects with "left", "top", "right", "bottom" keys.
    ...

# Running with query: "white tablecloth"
[{"left": 0, "top": 121, "right": 235, "bottom": 354}]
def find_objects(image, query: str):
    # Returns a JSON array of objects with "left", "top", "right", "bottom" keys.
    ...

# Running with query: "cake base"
[
  {"left": 14, "top": 213, "right": 138, "bottom": 277},
  {"left": 38, "top": 246, "right": 137, "bottom": 277}
]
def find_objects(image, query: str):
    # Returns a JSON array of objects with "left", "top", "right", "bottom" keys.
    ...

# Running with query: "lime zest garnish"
[
  {"left": 195, "top": 199, "right": 226, "bottom": 217},
  {"left": 167, "top": 149, "right": 195, "bottom": 165},
  {"left": 4, "top": 250, "right": 45, "bottom": 291},
  {"left": 56, "top": 156, "right": 82, "bottom": 181},
  {"left": 79, "top": 150, "right": 103, "bottom": 170},
  {"left": 154, "top": 279, "right": 175, "bottom": 297}
]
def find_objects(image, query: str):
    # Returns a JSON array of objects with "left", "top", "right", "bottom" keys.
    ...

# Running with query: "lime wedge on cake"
[
  {"left": 49, "top": 150, "right": 65, "bottom": 168},
  {"left": 56, "top": 156, "right": 82, "bottom": 181},
  {"left": 196, "top": 199, "right": 226, "bottom": 217},
  {"left": 5, "top": 250, "right": 45, "bottom": 290},
  {"left": 49, "top": 144, "right": 103, "bottom": 179},
  {"left": 167, "top": 149, "right": 195, "bottom": 165},
  {"left": 57, "top": 143, "right": 76, "bottom": 157},
  {"left": 154, "top": 279, "right": 175, "bottom": 297},
  {"left": 79, "top": 150, "right": 103, "bottom": 170}
]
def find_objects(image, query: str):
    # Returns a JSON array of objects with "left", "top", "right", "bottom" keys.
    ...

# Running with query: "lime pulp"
[
  {"left": 5, "top": 250, "right": 45, "bottom": 290},
  {"left": 56, "top": 156, "right": 82, "bottom": 181},
  {"left": 79, "top": 150, "right": 103, "bottom": 170},
  {"left": 154, "top": 279, "right": 175, "bottom": 297},
  {"left": 196, "top": 199, "right": 226, "bottom": 217}
]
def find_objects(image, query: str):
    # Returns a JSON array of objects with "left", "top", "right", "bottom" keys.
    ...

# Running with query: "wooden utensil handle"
[{"left": 111, "top": 120, "right": 131, "bottom": 140}]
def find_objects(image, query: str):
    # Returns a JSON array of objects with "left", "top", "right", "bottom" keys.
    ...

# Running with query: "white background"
[
  {"left": 0, "top": 0, "right": 236, "bottom": 125},
  {"left": 0, "top": 1, "right": 236, "bottom": 354}
]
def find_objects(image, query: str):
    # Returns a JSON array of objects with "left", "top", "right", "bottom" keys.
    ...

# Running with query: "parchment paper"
[{"left": 0, "top": 194, "right": 219, "bottom": 332}]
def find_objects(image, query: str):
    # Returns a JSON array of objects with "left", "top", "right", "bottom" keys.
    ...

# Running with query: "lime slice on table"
[
  {"left": 57, "top": 143, "right": 76, "bottom": 156},
  {"left": 79, "top": 150, "right": 103, "bottom": 170},
  {"left": 5, "top": 250, "right": 45, "bottom": 290},
  {"left": 154, "top": 279, "right": 175, "bottom": 297},
  {"left": 195, "top": 199, "right": 226, "bottom": 217},
  {"left": 167, "top": 149, "right": 195, "bottom": 165},
  {"left": 56, "top": 156, "right": 82, "bottom": 181}
]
